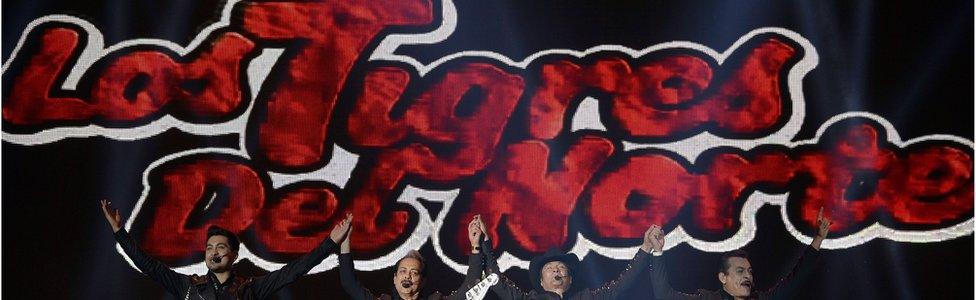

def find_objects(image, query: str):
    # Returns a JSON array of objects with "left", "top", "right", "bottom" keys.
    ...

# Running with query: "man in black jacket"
[
  {"left": 337, "top": 215, "right": 489, "bottom": 300},
  {"left": 100, "top": 199, "right": 351, "bottom": 299},
  {"left": 480, "top": 222, "right": 658, "bottom": 299},
  {"left": 648, "top": 207, "right": 833, "bottom": 300}
]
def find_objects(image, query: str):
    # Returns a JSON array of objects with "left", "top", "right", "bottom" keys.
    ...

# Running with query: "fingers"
[
  {"left": 331, "top": 214, "right": 353, "bottom": 244},
  {"left": 814, "top": 207, "right": 832, "bottom": 239},
  {"left": 476, "top": 215, "right": 488, "bottom": 233},
  {"left": 331, "top": 213, "right": 354, "bottom": 243},
  {"left": 820, "top": 208, "right": 832, "bottom": 226},
  {"left": 101, "top": 200, "right": 121, "bottom": 219},
  {"left": 645, "top": 224, "right": 665, "bottom": 242},
  {"left": 817, "top": 207, "right": 832, "bottom": 228},
  {"left": 821, "top": 217, "right": 833, "bottom": 229},
  {"left": 100, "top": 199, "right": 110, "bottom": 212},
  {"left": 468, "top": 215, "right": 480, "bottom": 232},
  {"left": 337, "top": 213, "right": 353, "bottom": 232},
  {"left": 642, "top": 224, "right": 666, "bottom": 252},
  {"left": 653, "top": 228, "right": 665, "bottom": 241},
  {"left": 100, "top": 200, "right": 119, "bottom": 220},
  {"left": 647, "top": 224, "right": 662, "bottom": 236}
]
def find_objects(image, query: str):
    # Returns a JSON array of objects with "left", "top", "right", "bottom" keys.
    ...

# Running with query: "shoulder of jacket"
[
  {"left": 235, "top": 275, "right": 254, "bottom": 285},
  {"left": 698, "top": 289, "right": 724, "bottom": 299},
  {"left": 189, "top": 274, "right": 208, "bottom": 286}
]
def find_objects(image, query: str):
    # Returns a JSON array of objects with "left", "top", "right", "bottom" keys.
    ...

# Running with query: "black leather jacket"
[
  {"left": 114, "top": 229, "right": 337, "bottom": 299},
  {"left": 484, "top": 239, "right": 651, "bottom": 300}
]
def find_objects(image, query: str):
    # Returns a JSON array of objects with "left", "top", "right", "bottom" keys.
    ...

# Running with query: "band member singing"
[
  {"left": 100, "top": 199, "right": 351, "bottom": 300},
  {"left": 476, "top": 220, "right": 657, "bottom": 299},
  {"left": 648, "top": 207, "right": 833, "bottom": 300},
  {"left": 337, "top": 215, "right": 491, "bottom": 300}
]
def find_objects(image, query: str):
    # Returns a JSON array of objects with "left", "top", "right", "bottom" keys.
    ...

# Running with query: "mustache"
[{"left": 211, "top": 255, "right": 222, "bottom": 263}]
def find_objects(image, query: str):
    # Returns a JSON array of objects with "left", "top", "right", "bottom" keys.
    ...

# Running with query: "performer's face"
[
  {"left": 205, "top": 235, "right": 237, "bottom": 272},
  {"left": 540, "top": 261, "right": 572, "bottom": 292},
  {"left": 718, "top": 257, "right": 753, "bottom": 298},
  {"left": 393, "top": 257, "right": 423, "bottom": 295}
]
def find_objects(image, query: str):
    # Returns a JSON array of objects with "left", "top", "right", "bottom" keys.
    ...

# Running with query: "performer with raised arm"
[
  {"left": 476, "top": 220, "right": 657, "bottom": 299},
  {"left": 648, "top": 207, "right": 833, "bottom": 300},
  {"left": 100, "top": 199, "right": 350, "bottom": 299},
  {"left": 337, "top": 215, "right": 490, "bottom": 300}
]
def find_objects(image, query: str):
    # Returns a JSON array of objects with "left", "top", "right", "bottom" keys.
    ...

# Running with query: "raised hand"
[
  {"left": 469, "top": 215, "right": 483, "bottom": 245},
  {"left": 469, "top": 215, "right": 486, "bottom": 253},
  {"left": 329, "top": 213, "right": 353, "bottom": 244},
  {"left": 811, "top": 207, "right": 832, "bottom": 250},
  {"left": 477, "top": 215, "right": 488, "bottom": 239},
  {"left": 644, "top": 224, "right": 664, "bottom": 253},
  {"left": 816, "top": 207, "right": 832, "bottom": 238},
  {"left": 643, "top": 224, "right": 665, "bottom": 253},
  {"left": 652, "top": 226, "right": 666, "bottom": 252},
  {"left": 100, "top": 199, "right": 123, "bottom": 232}
]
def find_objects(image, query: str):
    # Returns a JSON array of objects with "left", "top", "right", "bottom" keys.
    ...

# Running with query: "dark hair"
[
  {"left": 394, "top": 250, "right": 427, "bottom": 278},
  {"left": 719, "top": 250, "right": 749, "bottom": 274},
  {"left": 207, "top": 226, "right": 240, "bottom": 252}
]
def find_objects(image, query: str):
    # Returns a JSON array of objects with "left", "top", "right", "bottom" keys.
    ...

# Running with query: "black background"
[{"left": 3, "top": 0, "right": 973, "bottom": 299}]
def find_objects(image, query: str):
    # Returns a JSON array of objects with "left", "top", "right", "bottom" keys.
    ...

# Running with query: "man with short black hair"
[
  {"left": 648, "top": 207, "right": 833, "bottom": 300},
  {"left": 101, "top": 199, "right": 351, "bottom": 299}
]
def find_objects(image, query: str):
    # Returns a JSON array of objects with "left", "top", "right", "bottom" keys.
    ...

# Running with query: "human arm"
[
  {"left": 760, "top": 208, "right": 830, "bottom": 299},
  {"left": 646, "top": 224, "right": 704, "bottom": 300},
  {"left": 102, "top": 200, "right": 191, "bottom": 297},
  {"left": 445, "top": 215, "right": 491, "bottom": 300},
  {"left": 477, "top": 219, "right": 528, "bottom": 300},
  {"left": 588, "top": 225, "right": 657, "bottom": 299},
  {"left": 248, "top": 214, "right": 350, "bottom": 298},
  {"left": 336, "top": 222, "right": 377, "bottom": 300}
]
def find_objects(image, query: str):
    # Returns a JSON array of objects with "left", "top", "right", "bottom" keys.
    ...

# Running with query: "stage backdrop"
[{"left": 2, "top": 0, "right": 973, "bottom": 299}]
